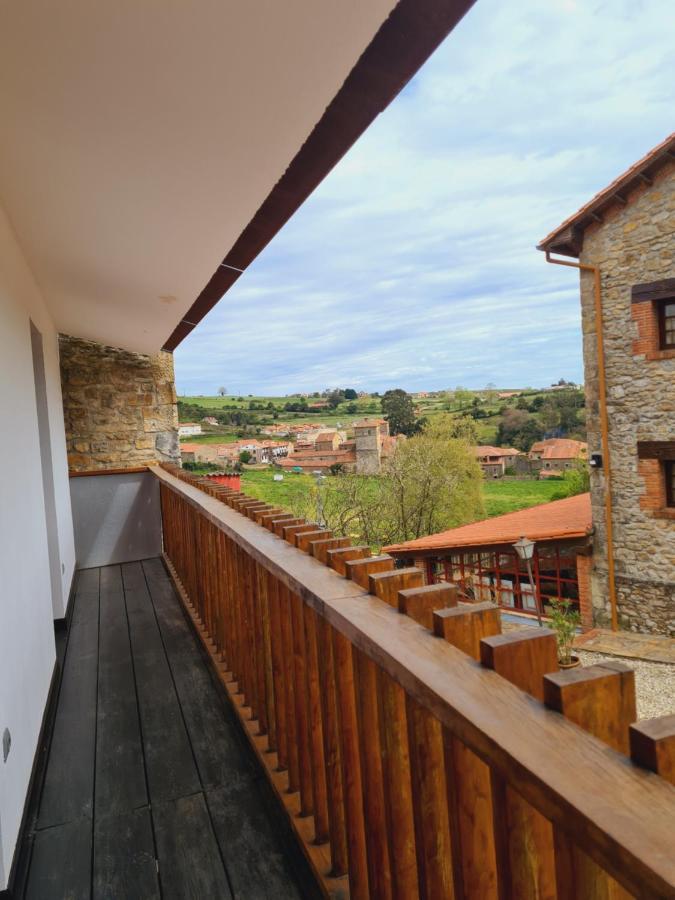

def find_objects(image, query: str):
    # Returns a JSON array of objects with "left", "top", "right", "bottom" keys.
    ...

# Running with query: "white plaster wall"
[{"left": 0, "top": 203, "right": 76, "bottom": 888}]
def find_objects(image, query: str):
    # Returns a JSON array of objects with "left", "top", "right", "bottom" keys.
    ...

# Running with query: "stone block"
[{"left": 59, "top": 334, "right": 179, "bottom": 471}]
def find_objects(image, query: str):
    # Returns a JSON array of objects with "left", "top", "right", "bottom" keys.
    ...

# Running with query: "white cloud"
[{"left": 175, "top": 0, "right": 674, "bottom": 395}]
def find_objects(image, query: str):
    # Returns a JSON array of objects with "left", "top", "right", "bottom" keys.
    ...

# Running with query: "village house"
[
  {"left": 261, "top": 423, "right": 292, "bottom": 436},
  {"left": 528, "top": 437, "right": 588, "bottom": 476},
  {"left": 177, "top": 421, "right": 202, "bottom": 437},
  {"left": 474, "top": 445, "right": 522, "bottom": 477},
  {"left": 538, "top": 132, "right": 675, "bottom": 636},
  {"left": 386, "top": 493, "right": 594, "bottom": 628},
  {"left": 180, "top": 438, "right": 291, "bottom": 467},
  {"left": 314, "top": 430, "right": 343, "bottom": 452},
  {"left": 275, "top": 418, "right": 398, "bottom": 474}
]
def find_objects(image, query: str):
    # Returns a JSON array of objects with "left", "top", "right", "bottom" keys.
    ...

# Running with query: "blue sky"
[{"left": 175, "top": 0, "right": 673, "bottom": 396}]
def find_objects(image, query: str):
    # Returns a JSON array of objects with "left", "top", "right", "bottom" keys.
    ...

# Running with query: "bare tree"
[{"left": 217, "top": 386, "right": 227, "bottom": 397}]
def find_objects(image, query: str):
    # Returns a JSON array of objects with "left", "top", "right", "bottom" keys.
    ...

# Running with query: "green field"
[
  {"left": 239, "top": 469, "right": 569, "bottom": 522},
  {"left": 181, "top": 432, "right": 240, "bottom": 444},
  {"left": 180, "top": 394, "right": 380, "bottom": 428},
  {"left": 242, "top": 468, "right": 315, "bottom": 513},
  {"left": 482, "top": 479, "right": 567, "bottom": 517}
]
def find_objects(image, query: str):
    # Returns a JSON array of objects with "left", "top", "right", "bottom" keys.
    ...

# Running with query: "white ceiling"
[{"left": 0, "top": 0, "right": 396, "bottom": 353}]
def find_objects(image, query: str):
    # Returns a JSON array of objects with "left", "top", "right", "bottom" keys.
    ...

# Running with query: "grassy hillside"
[
  {"left": 240, "top": 469, "right": 570, "bottom": 521},
  {"left": 482, "top": 479, "right": 567, "bottom": 517},
  {"left": 179, "top": 386, "right": 584, "bottom": 449}
]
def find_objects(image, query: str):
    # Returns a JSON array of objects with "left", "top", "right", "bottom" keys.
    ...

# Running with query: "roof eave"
[
  {"left": 386, "top": 531, "right": 592, "bottom": 556},
  {"left": 537, "top": 135, "right": 675, "bottom": 259}
]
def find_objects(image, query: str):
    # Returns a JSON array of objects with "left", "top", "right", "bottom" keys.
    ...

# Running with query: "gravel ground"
[{"left": 576, "top": 650, "right": 675, "bottom": 719}]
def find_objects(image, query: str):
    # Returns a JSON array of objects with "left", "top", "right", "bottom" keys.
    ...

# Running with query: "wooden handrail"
[{"left": 152, "top": 465, "right": 675, "bottom": 898}]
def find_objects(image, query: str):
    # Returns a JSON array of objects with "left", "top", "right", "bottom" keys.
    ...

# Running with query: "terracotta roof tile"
[
  {"left": 530, "top": 438, "right": 588, "bottom": 460},
  {"left": 385, "top": 493, "right": 591, "bottom": 554}
]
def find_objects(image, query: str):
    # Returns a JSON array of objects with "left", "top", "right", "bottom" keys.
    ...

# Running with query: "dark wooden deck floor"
[{"left": 19, "top": 558, "right": 307, "bottom": 900}]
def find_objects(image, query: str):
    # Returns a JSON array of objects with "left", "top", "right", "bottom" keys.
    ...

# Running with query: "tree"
[
  {"left": 320, "top": 413, "right": 483, "bottom": 547},
  {"left": 217, "top": 386, "right": 227, "bottom": 396},
  {"left": 381, "top": 388, "right": 419, "bottom": 436},
  {"left": 239, "top": 450, "right": 252, "bottom": 464},
  {"left": 540, "top": 399, "right": 561, "bottom": 432},
  {"left": 560, "top": 463, "right": 590, "bottom": 497},
  {"left": 327, "top": 389, "right": 345, "bottom": 409},
  {"left": 344, "top": 388, "right": 358, "bottom": 400},
  {"left": 496, "top": 408, "right": 543, "bottom": 451},
  {"left": 454, "top": 386, "right": 474, "bottom": 411}
]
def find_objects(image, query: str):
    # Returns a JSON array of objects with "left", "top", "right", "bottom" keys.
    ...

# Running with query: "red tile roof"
[
  {"left": 530, "top": 438, "right": 588, "bottom": 460},
  {"left": 538, "top": 132, "right": 675, "bottom": 257},
  {"left": 385, "top": 493, "right": 591, "bottom": 554},
  {"left": 474, "top": 445, "right": 521, "bottom": 458}
]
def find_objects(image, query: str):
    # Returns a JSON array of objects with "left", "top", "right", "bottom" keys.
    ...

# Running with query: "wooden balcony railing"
[{"left": 153, "top": 464, "right": 675, "bottom": 900}]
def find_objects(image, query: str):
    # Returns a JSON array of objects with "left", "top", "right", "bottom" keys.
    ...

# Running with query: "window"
[
  {"left": 666, "top": 460, "right": 675, "bottom": 508},
  {"left": 659, "top": 300, "right": 675, "bottom": 349}
]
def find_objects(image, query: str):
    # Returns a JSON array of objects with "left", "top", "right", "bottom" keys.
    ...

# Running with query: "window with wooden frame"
[
  {"left": 666, "top": 459, "right": 675, "bottom": 508},
  {"left": 637, "top": 441, "right": 675, "bottom": 516},
  {"left": 631, "top": 279, "right": 675, "bottom": 359},
  {"left": 658, "top": 299, "right": 675, "bottom": 350}
]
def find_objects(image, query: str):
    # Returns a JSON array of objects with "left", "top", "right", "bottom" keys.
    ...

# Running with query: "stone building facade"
[
  {"left": 60, "top": 335, "right": 179, "bottom": 471},
  {"left": 354, "top": 419, "right": 388, "bottom": 474},
  {"left": 540, "top": 139, "right": 675, "bottom": 635}
]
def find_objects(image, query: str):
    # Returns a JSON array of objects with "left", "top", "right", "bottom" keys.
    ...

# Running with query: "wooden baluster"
[
  {"left": 218, "top": 530, "right": 232, "bottom": 673},
  {"left": 480, "top": 629, "right": 559, "bottom": 702},
  {"left": 630, "top": 714, "right": 675, "bottom": 785},
  {"left": 377, "top": 669, "right": 420, "bottom": 899},
  {"left": 209, "top": 522, "right": 219, "bottom": 644},
  {"left": 243, "top": 552, "right": 259, "bottom": 717},
  {"left": 255, "top": 506, "right": 284, "bottom": 525},
  {"left": 315, "top": 616, "right": 349, "bottom": 876},
  {"left": 406, "top": 697, "right": 457, "bottom": 899},
  {"left": 296, "top": 529, "right": 332, "bottom": 552},
  {"left": 434, "top": 602, "right": 503, "bottom": 899},
  {"left": 234, "top": 544, "right": 250, "bottom": 702},
  {"left": 352, "top": 648, "right": 393, "bottom": 899},
  {"left": 197, "top": 513, "right": 208, "bottom": 626},
  {"left": 289, "top": 590, "right": 314, "bottom": 816},
  {"left": 273, "top": 516, "right": 304, "bottom": 537},
  {"left": 224, "top": 533, "right": 239, "bottom": 684},
  {"left": 327, "top": 545, "right": 371, "bottom": 576},
  {"left": 368, "top": 568, "right": 424, "bottom": 606},
  {"left": 213, "top": 525, "right": 226, "bottom": 661},
  {"left": 398, "top": 582, "right": 457, "bottom": 628},
  {"left": 345, "top": 554, "right": 394, "bottom": 589},
  {"left": 283, "top": 522, "right": 318, "bottom": 544},
  {"left": 257, "top": 565, "right": 276, "bottom": 750},
  {"left": 267, "top": 575, "right": 288, "bottom": 770},
  {"left": 309, "top": 536, "right": 351, "bottom": 564},
  {"left": 332, "top": 628, "right": 369, "bottom": 899},
  {"left": 433, "top": 601, "right": 500, "bottom": 658},
  {"left": 252, "top": 560, "right": 269, "bottom": 736},
  {"left": 480, "top": 629, "right": 559, "bottom": 900},
  {"left": 278, "top": 583, "right": 300, "bottom": 793},
  {"left": 303, "top": 605, "right": 330, "bottom": 844},
  {"left": 544, "top": 662, "right": 637, "bottom": 899},
  {"left": 258, "top": 510, "right": 289, "bottom": 529},
  {"left": 244, "top": 502, "right": 269, "bottom": 520}
]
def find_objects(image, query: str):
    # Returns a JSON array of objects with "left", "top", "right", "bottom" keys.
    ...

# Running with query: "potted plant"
[{"left": 549, "top": 598, "right": 581, "bottom": 668}]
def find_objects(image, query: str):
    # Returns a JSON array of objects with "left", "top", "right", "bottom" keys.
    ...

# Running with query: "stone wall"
[
  {"left": 578, "top": 160, "right": 675, "bottom": 635},
  {"left": 59, "top": 335, "right": 179, "bottom": 471}
]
